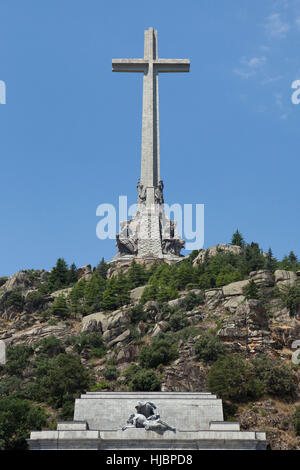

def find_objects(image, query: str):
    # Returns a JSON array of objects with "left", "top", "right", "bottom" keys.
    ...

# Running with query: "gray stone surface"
[
  {"left": 222, "top": 295, "right": 245, "bottom": 313},
  {"left": 74, "top": 392, "right": 223, "bottom": 431},
  {"left": 57, "top": 421, "right": 88, "bottom": 431},
  {"left": 275, "top": 269, "right": 298, "bottom": 287},
  {"left": 130, "top": 286, "right": 147, "bottom": 303},
  {"left": 28, "top": 392, "right": 267, "bottom": 450},
  {"left": 249, "top": 270, "right": 274, "bottom": 287},
  {"left": 222, "top": 280, "right": 249, "bottom": 297}
]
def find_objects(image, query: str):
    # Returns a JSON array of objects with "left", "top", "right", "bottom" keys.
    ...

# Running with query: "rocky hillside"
[{"left": 0, "top": 238, "right": 300, "bottom": 450}]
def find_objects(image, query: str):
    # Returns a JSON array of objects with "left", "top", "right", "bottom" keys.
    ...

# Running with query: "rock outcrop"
[
  {"left": 274, "top": 270, "right": 298, "bottom": 287},
  {"left": 77, "top": 265, "right": 93, "bottom": 281},
  {"left": 217, "top": 300, "right": 278, "bottom": 354},
  {"left": 0, "top": 270, "right": 47, "bottom": 296},
  {"left": 192, "top": 244, "right": 243, "bottom": 266},
  {"left": 0, "top": 322, "right": 72, "bottom": 347}
]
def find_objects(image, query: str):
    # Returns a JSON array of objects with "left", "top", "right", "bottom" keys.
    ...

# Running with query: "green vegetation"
[
  {"left": 47, "top": 258, "right": 77, "bottom": 292},
  {"left": 84, "top": 273, "right": 106, "bottom": 312},
  {"left": 208, "top": 354, "right": 296, "bottom": 402},
  {"left": 0, "top": 376, "right": 22, "bottom": 397},
  {"left": 25, "top": 290, "right": 46, "bottom": 309},
  {"left": 127, "top": 259, "right": 148, "bottom": 288},
  {"left": 277, "top": 282, "right": 300, "bottom": 316},
  {"left": 91, "top": 380, "right": 110, "bottom": 391},
  {"left": 265, "top": 248, "right": 277, "bottom": 272},
  {"left": 26, "top": 353, "right": 92, "bottom": 412},
  {"left": 207, "top": 354, "right": 264, "bottom": 402},
  {"left": 67, "top": 332, "right": 106, "bottom": 358},
  {"left": 181, "top": 292, "right": 204, "bottom": 310},
  {"left": 125, "top": 366, "right": 161, "bottom": 391},
  {"left": 129, "top": 303, "right": 146, "bottom": 324},
  {"left": 101, "top": 272, "right": 131, "bottom": 310},
  {"left": 138, "top": 337, "right": 178, "bottom": 369},
  {"left": 139, "top": 237, "right": 275, "bottom": 297},
  {"left": 5, "top": 345, "right": 33, "bottom": 377},
  {"left": 231, "top": 229, "right": 245, "bottom": 248},
  {"left": 28, "top": 234, "right": 299, "bottom": 319},
  {"left": 51, "top": 294, "right": 70, "bottom": 319},
  {"left": 252, "top": 357, "right": 297, "bottom": 398},
  {"left": 292, "top": 406, "right": 300, "bottom": 436},
  {"left": 103, "top": 366, "right": 120, "bottom": 381},
  {"left": 35, "top": 336, "right": 65, "bottom": 357},
  {"left": 35, "top": 258, "right": 79, "bottom": 295},
  {"left": 168, "top": 312, "right": 188, "bottom": 331},
  {"left": 95, "top": 257, "right": 109, "bottom": 279},
  {"left": 2, "top": 289, "right": 24, "bottom": 312},
  {"left": 0, "top": 395, "right": 47, "bottom": 450},
  {"left": 194, "top": 333, "right": 226, "bottom": 364},
  {"left": 243, "top": 280, "right": 260, "bottom": 300},
  {"left": 277, "top": 251, "right": 300, "bottom": 272}
]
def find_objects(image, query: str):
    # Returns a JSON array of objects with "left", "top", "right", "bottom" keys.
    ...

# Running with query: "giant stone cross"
[
  {"left": 112, "top": 28, "right": 190, "bottom": 260},
  {"left": 112, "top": 27, "right": 189, "bottom": 197}
]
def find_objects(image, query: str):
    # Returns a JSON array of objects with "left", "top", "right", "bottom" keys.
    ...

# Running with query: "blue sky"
[{"left": 0, "top": 0, "right": 299, "bottom": 276}]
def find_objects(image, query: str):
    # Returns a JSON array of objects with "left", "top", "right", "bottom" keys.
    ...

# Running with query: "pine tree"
[
  {"left": 243, "top": 280, "right": 259, "bottom": 300},
  {"left": 127, "top": 260, "right": 147, "bottom": 289},
  {"left": 48, "top": 258, "right": 69, "bottom": 291},
  {"left": 265, "top": 248, "right": 277, "bottom": 272},
  {"left": 175, "top": 262, "right": 196, "bottom": 290},
  {"left": 70, "top": 278, "right": 86, "bottom": 306},
  {"left": 84, "top": 273, "right": 106, "bottom": 310},
  {"left": 289, "top": 251, "right": 298, "bottom": 265},
  {"left": 101, "top": 271, "right": 130, "bottom": 310},
  {"left": 115, "top": 271, "right": 131, "bottom": 306},
  {"left": 244, "top": 242, "right": 264, "bottom": 272},
  {"left": 96, "top": 258, "right": 108, "bottom": 279},
  {"left": 101, "top": 277, "right": 119, "bottom": 311},
  {"left": 51, "top": 295, "right": 69, "bottom": 318},
  {"left": 231, "top": 229, "right": 245, "bottom": 248},
  {"left": 68, "top": 263, "right": 78, "bottom": 284}
]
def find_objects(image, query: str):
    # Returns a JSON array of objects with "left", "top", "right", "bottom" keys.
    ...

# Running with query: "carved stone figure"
[
  {"left": 162, "top": 238, "right": 185, "bottom": 256},
  {"left": 135, "top": 401, "right": 156, "bottom": 418},
  {"left": 161, "top": 220, "right": 185, "bottom": 256},
  {"left": 116, "top": 223, "right": 138, "bottom": 255},
  {"left": 154, "top": 180, "right": 164, "bottom": 205},
  {"left": 122, "top": 401, "right": 176, "bottom": 435},
  {"left": 137, "top": 180, "right": 146, "bottom": 204}
]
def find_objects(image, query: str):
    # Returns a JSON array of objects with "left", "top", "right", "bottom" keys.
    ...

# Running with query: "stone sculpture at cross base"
[
  {"left": 110, "top": 27, "right": 188, "bottom": 264},
  {"left": 121, "top": 401, "right": 176, "bottom": 434},
  {"left": 27, "top": 392, "right": 268, "bottom": 450},
  {"left": 114, "top": 188, "right": 185, "bottom": 263}
]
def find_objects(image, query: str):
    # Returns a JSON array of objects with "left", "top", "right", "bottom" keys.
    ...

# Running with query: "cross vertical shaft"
[{"left": 141, "top": 28, "right": 160, "bottom": 191}]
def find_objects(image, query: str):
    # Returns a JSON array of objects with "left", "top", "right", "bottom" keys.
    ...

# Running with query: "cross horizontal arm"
[
  {"left": 154, "top": 59, "right": 190, "bottom": 73},
  {"left": 112, "top": 59, "right": 147, "bottom": 73}
]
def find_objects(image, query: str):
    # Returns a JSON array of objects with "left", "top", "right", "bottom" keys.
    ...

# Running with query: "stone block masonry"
[{"left": 28, "top": 392, "right": 268, "bottom": 450}]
